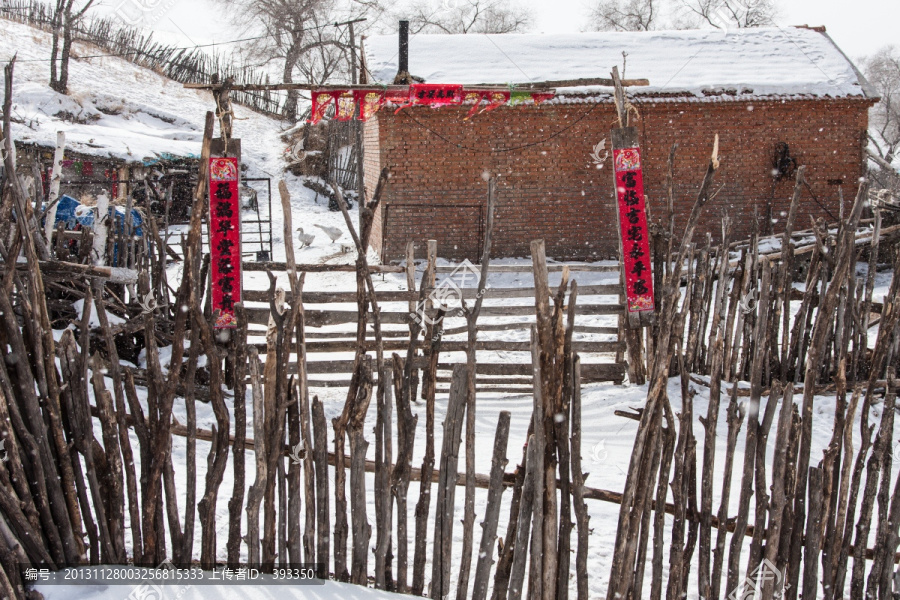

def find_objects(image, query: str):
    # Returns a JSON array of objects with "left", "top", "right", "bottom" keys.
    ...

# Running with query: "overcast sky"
[
  {"left": 97, "top": 0, "right": 897, "bottom": 64},
  {"left": 533, "top": 0, "right": 897, "bottom": 59}
]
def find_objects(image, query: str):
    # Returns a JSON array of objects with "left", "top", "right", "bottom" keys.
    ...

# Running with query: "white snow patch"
[{"left": 72, "top": 298, "right": 126, "bottom": 328}]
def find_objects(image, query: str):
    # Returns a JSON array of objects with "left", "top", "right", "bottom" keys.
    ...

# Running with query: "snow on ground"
[
  {"left": 38, "top": 576, "right": 413, "bottom": 600},
  {"left": 73, "top": 298, "right": 126, "bottom": 328}
]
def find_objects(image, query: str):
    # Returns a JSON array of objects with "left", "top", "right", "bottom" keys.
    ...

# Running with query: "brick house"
[{"left": 360, "top": 26, "right": 877, "bottom": 262}]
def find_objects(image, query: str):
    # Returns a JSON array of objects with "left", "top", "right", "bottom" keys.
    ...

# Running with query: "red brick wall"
[
  {"left": 367, "top": 98, "right": 873, "bottom": 262},
  {"left": 362, "top": 118, "right": 383, "bottom": 247}
]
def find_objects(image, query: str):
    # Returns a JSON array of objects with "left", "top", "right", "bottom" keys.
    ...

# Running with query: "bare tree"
[
  {"left": 587, "top": 0, "right": 659, "bottom": 31},
  {"left": 862, "top": 46, "right": 900, "bottom": 206},
  {"left": 586, "top": 0, "right": 778, "bottom": 31},
  {"left": 865, "top": 46, "right": 900, "bottom": 164},
  {"left": 295, "top": 11, "right": 349, "bottom": 89},
  {"left": 403, "top": 0, "right": 533, "bottom": 34},
  {"left": 50, "top": 0, "right": 95, "bottom": 94},
  {"left": 226, "top": 0, "right": 351, "bottom": 120},
  {"left": 677, "top": 0, "right": 777, "bottom": 29}
]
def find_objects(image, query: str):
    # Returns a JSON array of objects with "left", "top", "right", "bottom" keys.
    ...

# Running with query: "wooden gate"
[{"left": 241, "top": 249, "right": 627, "bottom": 393}]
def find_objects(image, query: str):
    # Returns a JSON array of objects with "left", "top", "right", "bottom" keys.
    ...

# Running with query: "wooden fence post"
[
  {"left": 431, "top": 365, "right": 468, "bottom": 598},
  {"left": 472, "top": 411, "right": 511, "bottom": 600}
]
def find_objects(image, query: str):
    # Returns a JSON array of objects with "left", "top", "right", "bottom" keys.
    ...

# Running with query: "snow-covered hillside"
[{"left": 0, "top": 18, "right": 280, "bottom": 174}]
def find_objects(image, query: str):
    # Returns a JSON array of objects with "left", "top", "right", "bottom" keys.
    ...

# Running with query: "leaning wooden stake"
[
  {"left": 394, "top": 241, "right": 419, "bottom": 594},
  {"left": 375, "top": 369, "right": 394, "bottom": 589},
  {"left": 329, "top": 171, "right": 389, "bottom": 582},
  {"left": 227, "top": 303, "right": 249, "bottom": 568},
  {"left": 278, "top": 179, "right": 306, "bottom": 568},
  {"left": 849, "top": 372, "right": 897, "bottom": 600},
  {"left": 349, "top": 364, "right": 374, "bottom": 586},
  {"left": 246, "top": 347, "right": 267, "bottom": 568},
  {"left": 432, "top": 365, "right": 468, "bottom": 598},
  {"left": 491, "top": 423, "right": 531, "bottom": 600},
  {"left": 412, "top": 240, "right": 440, "bottom": 596},
  {"left": 393, "top": 352, "right": 418, "bottom": 594},
  {"left": 287, "top": 378, "right": 304, "bottom": 566},
  {"left": 90, "top": 356, "right": 127, "bottom": 562},
  {"left": 94, "top": 282, "right": 143, "bottom": 561},
  {"left": 527, "top": 324, "right": 546, "bottom": 600},
  {"left": 312, "top": 396, "right": 331, "bottom": 579},
  {"left": 472, "top": 410, "right": 511, "bottom": 600},
  {"left": 760, "top": 384, "right": 796, "bottom": 600},
  {"left": 556, "top": 280, "right": 578, "bottom": 600},
  {"left": 508, "top": 435, "right": 538, "bottom": 600},
  {"left": 570, "top": 356, "right": 590, "bottom": 600},
  {"left": 700, "top": 222, "right": 733, "bottom": 600},
  {"left": 194, "top": 295, "right": 230, "bottom": 570},
  {"left": 725, "top": 257, "right": 772, "bottom": 596},
  {"left": 458, "top": 178, "right": 497, "bottom": 599}
]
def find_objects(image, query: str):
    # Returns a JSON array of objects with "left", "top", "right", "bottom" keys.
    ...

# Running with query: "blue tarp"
[{"left": 52, "top": 195, "right": 144, "bottom": 237}]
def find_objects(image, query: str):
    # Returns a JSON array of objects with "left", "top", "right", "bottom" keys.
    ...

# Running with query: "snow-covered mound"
[{"left": 0, "top": 17, "right": 285, "bottom": 177}]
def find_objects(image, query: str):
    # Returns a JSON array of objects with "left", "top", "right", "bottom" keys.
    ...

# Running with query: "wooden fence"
[{"left": 4, "top": 97, "right": 900, "bottom": 600}]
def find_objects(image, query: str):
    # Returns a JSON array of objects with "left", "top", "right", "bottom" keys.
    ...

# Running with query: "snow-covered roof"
[{"left": 363, "top": 27, "right": 874, "bottom": 102}]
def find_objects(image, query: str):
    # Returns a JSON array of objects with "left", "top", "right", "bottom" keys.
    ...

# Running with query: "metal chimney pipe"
[{"left": 398, "top": 20, "right": 409, "bottom": 75}]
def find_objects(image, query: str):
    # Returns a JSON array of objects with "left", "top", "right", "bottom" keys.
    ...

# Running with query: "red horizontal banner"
[{"left": 307, "top": 86, "right": 555, "bottom": 123}]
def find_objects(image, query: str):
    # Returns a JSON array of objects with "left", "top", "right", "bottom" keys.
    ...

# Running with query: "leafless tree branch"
[
  {"left": 587, "top": 0, "right": 658, "bottom": 31},
  {"left": 403, "top": 0, "right": 532, "bottom": 34}
]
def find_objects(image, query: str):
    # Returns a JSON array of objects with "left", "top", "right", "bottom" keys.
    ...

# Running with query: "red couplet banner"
[
  {"left": 410, "top": 84, "right": 463, "bottom": 106},
  {"left": 613, "top": 147, "right": 655, "bottom": 313},
  {"left": 208, "top": 157, "right": 242, "bottom": 328}
]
